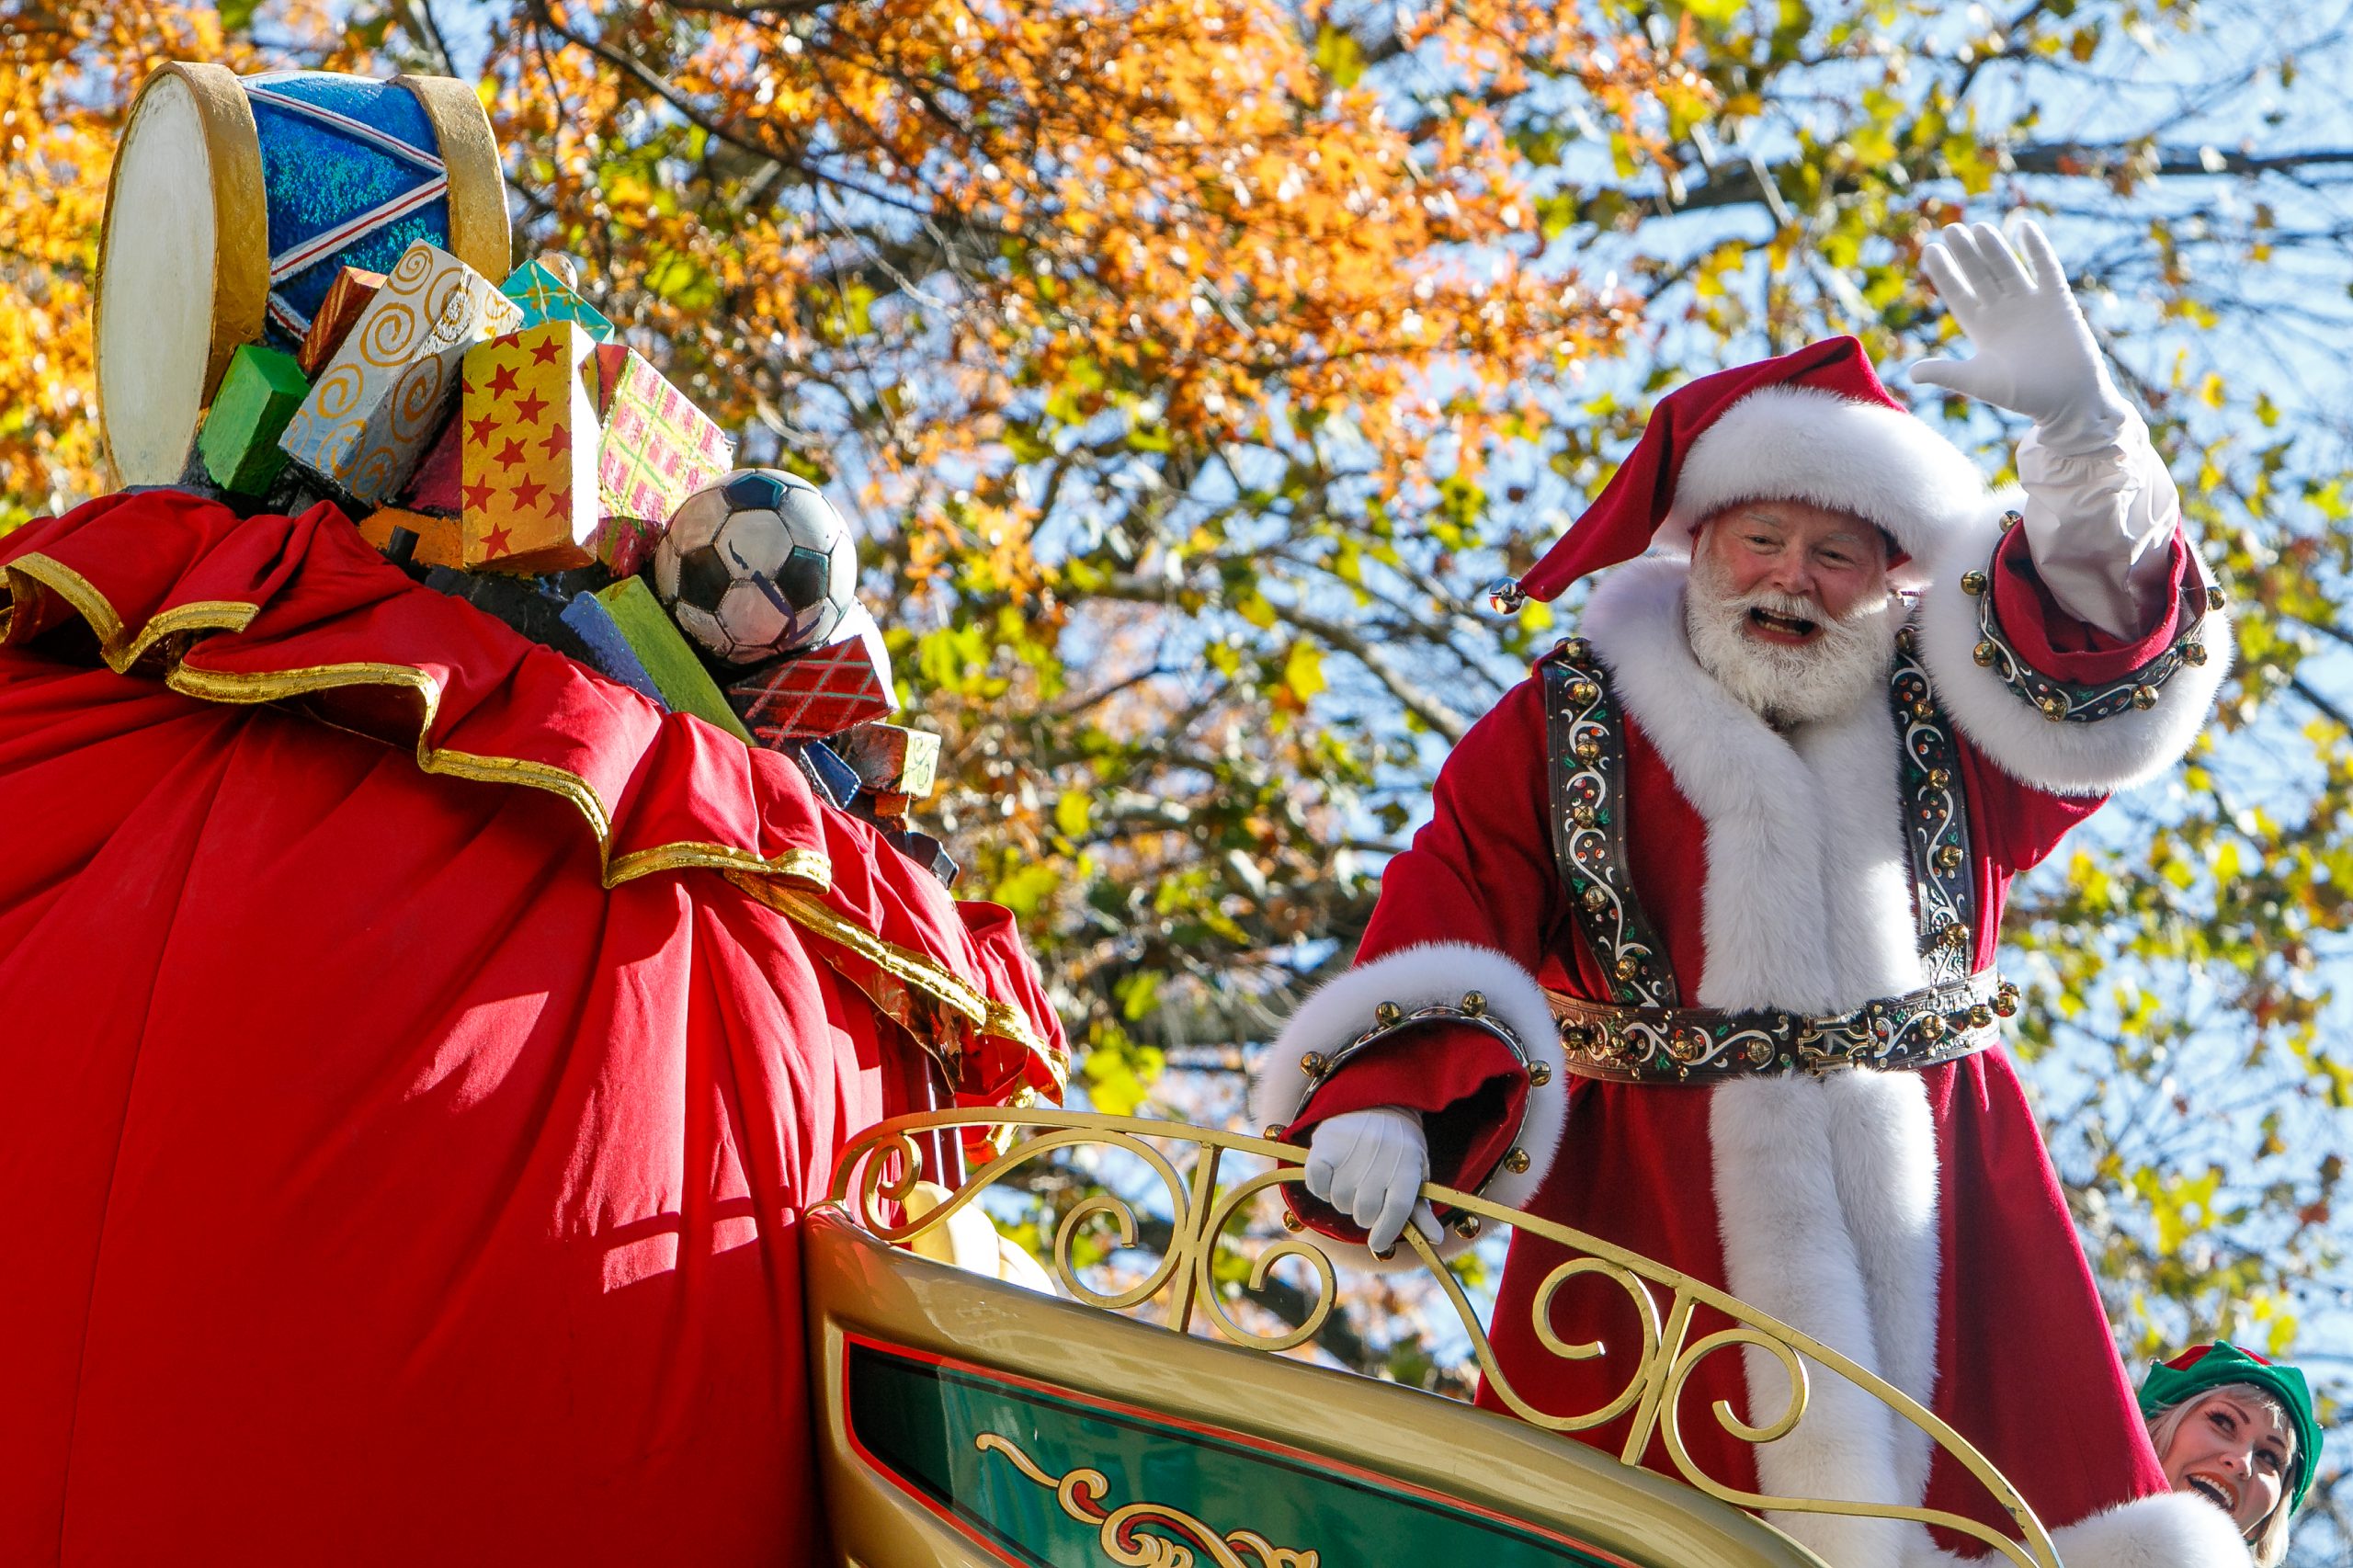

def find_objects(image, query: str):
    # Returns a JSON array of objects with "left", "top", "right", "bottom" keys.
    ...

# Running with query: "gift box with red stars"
[{"left": 455, "top": 321, "right": 602, "bottom": 572}]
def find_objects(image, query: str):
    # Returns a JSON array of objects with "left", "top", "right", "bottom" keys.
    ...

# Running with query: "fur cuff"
[
  {"left": 1917, "top": 493, "right": 2230, "bottom": 795},
  {"left": 1905, "top": 1492, "right": 2253, "bottom": 1568},
  {"left": 1250, "top": 942, "right": 1564, "bottom": 1234}
]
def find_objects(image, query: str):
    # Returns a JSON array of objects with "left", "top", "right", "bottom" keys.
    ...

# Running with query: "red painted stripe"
[{"left": 269, "top": 178, "right": 449, "bottom": 281}]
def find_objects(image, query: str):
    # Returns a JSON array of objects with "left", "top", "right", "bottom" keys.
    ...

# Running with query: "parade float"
[{"left": 0, "top": 62, "right": 2068, "bottom": 1568}]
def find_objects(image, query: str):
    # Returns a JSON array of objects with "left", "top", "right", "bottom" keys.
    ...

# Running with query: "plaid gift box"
[
  {"left": 588, "top": 344, "right": 733, "bottom": 574},
  {"left": 724, "top": 605, "right": 897, "bottom": 746}
]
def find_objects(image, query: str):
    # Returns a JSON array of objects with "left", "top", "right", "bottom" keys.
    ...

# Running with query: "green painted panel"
[{"left": 847, "top": 1342, "right": 1641, "bottom": 1567}]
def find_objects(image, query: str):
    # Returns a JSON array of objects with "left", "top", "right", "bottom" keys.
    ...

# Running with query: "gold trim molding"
[
  {"left": 829, "top": 1108, "right": 2063, "bottom": 1568},
  {"left": 977, "top": 1431, "right": 1318, "bottom": 1568}
]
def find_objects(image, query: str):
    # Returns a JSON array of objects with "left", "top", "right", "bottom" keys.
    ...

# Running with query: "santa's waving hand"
[{"left": 1252, "top": 219, "right": 2239, "bottom": 1568}]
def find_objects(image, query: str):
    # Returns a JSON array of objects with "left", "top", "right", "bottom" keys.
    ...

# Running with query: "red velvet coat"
[{"left": 1256, "top": 506, "right": 2238, "bottom": 1568}]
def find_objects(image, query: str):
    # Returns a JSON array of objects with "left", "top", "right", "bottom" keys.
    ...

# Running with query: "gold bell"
[
  {"left": 2000, "top": 509, "right": 2023, "bottom": 531},
  {"left": 1612, "top": 955, "right": 1639, "bottom": 982},
  {"left": 2040, "top": 695, "right": 2068, "bottom": 722},
  {"left": 1972, "top": 640, "right": 1997, "bottom": 667},
  {"left": 1453, "top": 1214, "right": 1483, "bottom": 1239},
  {"left": 2131, "top": 685, "right": 2159, "bottom": 710},
  {"left": 1969, "top": 1004, "right": 1995, "bottom": 1028},
  {"left": 1936, "top": 844, "right": 1965, "bottom": 871},
  {"left": 1281, "top": 1210, "right": 1305, "bottom": 1232},
  {"left": 1301, "top": 1051, "right": 1330, "bottom": 1077},
  {"left": 1895, "top": 628, "right": 1918, "bottom": 654},
  {"left": 2206, "top": 585, "right": 2226, "bottom": 611},
  {"left": 1927, "top": 767, "right": 1951, "bottom": 790},
  {"left": 1961, "top": 571, "right": 1988, "bottom": 597},
  {"left": 1527, "top": 1061, "right": 1553, "bottom": 1086},
  {"left": 1582, "top": 885, "right": 1608, "bottom": 913},
  {"left": 1461, "top": 991, "right": 1487, "bottom": 1017},
  {"left": 1919, "top": 1013, "right": 1947, "bottom": 1041},
  {"left": 1503, "top": 1146, "right": 1532, "bottom": 1174},
  {"left": 1374, "top": 1001, "right": 1403, "bottom": 1028},
  {"left": 1264, "top": 1124, "right": 1288, "bottom": 1141},
  {"left": 1561, "top": 637, "right": 1590, "bottom": 662},
  {"left": 1944, "top": 921, "right": 1972, "bottom": 949},
  {"left": 2184, "top": 642, "right": 2209, "bottom": 666},
  {"left": 1569, "top": 679, "right": 1599, "bottom": 705},
  {"left": 1574, "top": 737, "right": 1601, "bottom": 763},
  {"left": 1995, "top": 985, "right": 2020, "bottom": 1018},
  {"left": 1571, "top": 803, "right": 1597, "bottom": 828},
  {"left": 1912, "top": 699, "right": 1936, "bottom": 721}
]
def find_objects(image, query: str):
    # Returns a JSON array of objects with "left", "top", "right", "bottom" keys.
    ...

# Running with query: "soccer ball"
[{"left": 653, "top": 469, "right": 858, "bottom": 664}]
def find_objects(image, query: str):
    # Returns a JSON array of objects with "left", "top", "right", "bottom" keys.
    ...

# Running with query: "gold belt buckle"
[{"left": 1793, "top": 1008, "right": 1876, "bottom": 1075}]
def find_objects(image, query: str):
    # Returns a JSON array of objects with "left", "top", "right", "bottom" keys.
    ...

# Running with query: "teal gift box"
[{"left": 500, "top": 258, "right": 617, "bottom": 342}]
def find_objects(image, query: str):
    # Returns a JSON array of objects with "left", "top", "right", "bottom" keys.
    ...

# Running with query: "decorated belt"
[{"left": 1544, "top": 971, "right": 2018, "bottom": 1085}]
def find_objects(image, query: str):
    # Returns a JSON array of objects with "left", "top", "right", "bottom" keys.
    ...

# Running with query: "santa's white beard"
[{"left": 1683, "top": 550, "right": 1898, "bottom": 728}]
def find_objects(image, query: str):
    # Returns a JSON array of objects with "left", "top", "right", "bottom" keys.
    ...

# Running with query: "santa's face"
[
  {"left": 1695, "top": 500, "right": 1888, "bottom": 632},
  {"left": 2158, "top": 1389, "right": 2290, "bottom": 1534},
  {"left": 1684, "top": 500, "right": 1898, "bottom": 728}
]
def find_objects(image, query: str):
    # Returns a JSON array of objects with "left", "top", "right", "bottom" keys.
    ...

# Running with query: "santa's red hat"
[{"left": 1501, "top": 336, "right": 1985, "bottom": 604}]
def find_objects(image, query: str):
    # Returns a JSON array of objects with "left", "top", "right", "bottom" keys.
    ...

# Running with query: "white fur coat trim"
[
  {"left": 1904, "top": 1491, "right": 2254, "bottom": 1568},
  {"left": 1586, "top": 557, "right": 1945, "bottom": 1553},
  {"left": 1916, "top": 490, "right": 2232, "bottom": 795},
  {"left": 1664, "top": 385, "right": 1991, "bottom": 590},
  {"left": 1252, "top": 941, "right": 1564, "bottom": 1267}
]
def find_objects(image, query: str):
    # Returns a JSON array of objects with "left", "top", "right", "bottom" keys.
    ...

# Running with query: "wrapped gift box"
[
  {"left": 834, "top": 722, "right": 941, "bottom": 798},
  {"left": 401, "top": 415, "right": 463, "bottom": 516},
  {"left": 356, "top": 505, "right": 463, "bottom": 570},
  {"left": 197, "top": 344, "right": 309, "bottom": 495},
  {"left": 278, "top": 239, "right": 521, "bottom": 505},
  {"left": 587, "top": 344, "right": 732, "bottom": 574},
  {"left": 456, "top": 322, "right": 603, "bottom": 572},
  {"left": 723, "top": 605, "right": 896, "bottom": 746},
  {"left": 596, "top": 577, "right": 752, "bottom": 741},
  {"left": 297, "top": 266, "right": 384, "bottom": 376},
  {"left": 500, "top": 257, "right": 617, "bottom": 342}
]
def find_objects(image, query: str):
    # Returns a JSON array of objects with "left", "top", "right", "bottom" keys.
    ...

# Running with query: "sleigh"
[{"left": 806, "top": 1108, "right": 2063, "bottom": 1568}]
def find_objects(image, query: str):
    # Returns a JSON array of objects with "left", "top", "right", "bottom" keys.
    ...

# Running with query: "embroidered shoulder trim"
[{"left": 1541, "top": 641, "right": 1677, "bottom": 1007}]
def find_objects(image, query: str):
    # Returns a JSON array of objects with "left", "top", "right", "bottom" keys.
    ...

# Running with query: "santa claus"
[{"left": 1251, "top": 222, "right": 2247, "bottom": 1567}]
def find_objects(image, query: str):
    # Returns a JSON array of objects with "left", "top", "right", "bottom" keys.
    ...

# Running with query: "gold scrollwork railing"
[{"left": 828, "top": 1108, "right": 2062, "bottom": 1568}]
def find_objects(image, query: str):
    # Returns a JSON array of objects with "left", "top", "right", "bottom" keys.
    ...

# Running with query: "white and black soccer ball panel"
[{"left": 652, "top": 467, "right": 861, "bottom": 665}]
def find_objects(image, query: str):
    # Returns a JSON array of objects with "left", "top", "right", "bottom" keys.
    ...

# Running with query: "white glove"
[
  {"left": 1909, "top": 220, "right": 2131, "bottom": 453},
  {"left": 1302, "top": 1106, "right": 1442, "bottom": 1256},
  {"left": 1912, "top": 219, "right": 2177, "bottom": 637}
]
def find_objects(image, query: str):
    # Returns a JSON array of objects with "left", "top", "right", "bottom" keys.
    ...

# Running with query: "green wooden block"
[
  {"left": 595, "top": 576, "right": 753, "bottom": 744},
  {"left": 199, "top": 344, "right": 311, "bottom": 495}
]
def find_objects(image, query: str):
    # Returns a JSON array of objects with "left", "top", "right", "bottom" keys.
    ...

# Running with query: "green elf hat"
[{"left": 2138, "top": 1342, "right": 2324, "bottom": 1517}]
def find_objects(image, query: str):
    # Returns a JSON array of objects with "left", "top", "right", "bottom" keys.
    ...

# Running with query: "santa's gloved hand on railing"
[
  {"left": 1302, "top": 1105, "right": 1443, "bottom": 1256},
  {"left": 1910, "top": 218, "right": 2179, "bottom": 639}
]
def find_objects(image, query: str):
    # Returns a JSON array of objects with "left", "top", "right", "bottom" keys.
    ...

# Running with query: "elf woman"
[{"left": 2139, "top": 1343, "right": 2324, "bottom": 1566}]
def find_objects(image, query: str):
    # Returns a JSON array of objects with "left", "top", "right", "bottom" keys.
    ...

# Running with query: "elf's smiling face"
[{"left": 2159, "top": 1388, "right": 2292, "bottom": 1535}]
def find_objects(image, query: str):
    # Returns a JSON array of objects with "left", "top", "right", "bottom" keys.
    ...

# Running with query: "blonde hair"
[{"left": 2144, "top": 1382, "right": 2300, "bottom": 1568}]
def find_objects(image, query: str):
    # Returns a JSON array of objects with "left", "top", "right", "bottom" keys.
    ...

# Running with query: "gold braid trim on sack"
[{"left": 0, "top": 548, "right": 1064, "bottom": 1096}]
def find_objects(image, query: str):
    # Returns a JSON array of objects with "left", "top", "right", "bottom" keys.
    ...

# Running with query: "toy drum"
[{"left": 96, "top": 63, "right": 510, "bottom": 485}]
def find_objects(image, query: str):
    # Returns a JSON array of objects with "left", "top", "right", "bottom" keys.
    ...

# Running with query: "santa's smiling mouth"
[
  {"left": 1745, "top": 606, "right": 1822, "bottom": 644},
  {"left": 2185, "top": 1474, "right": 2238, "bottom": 1513}
]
